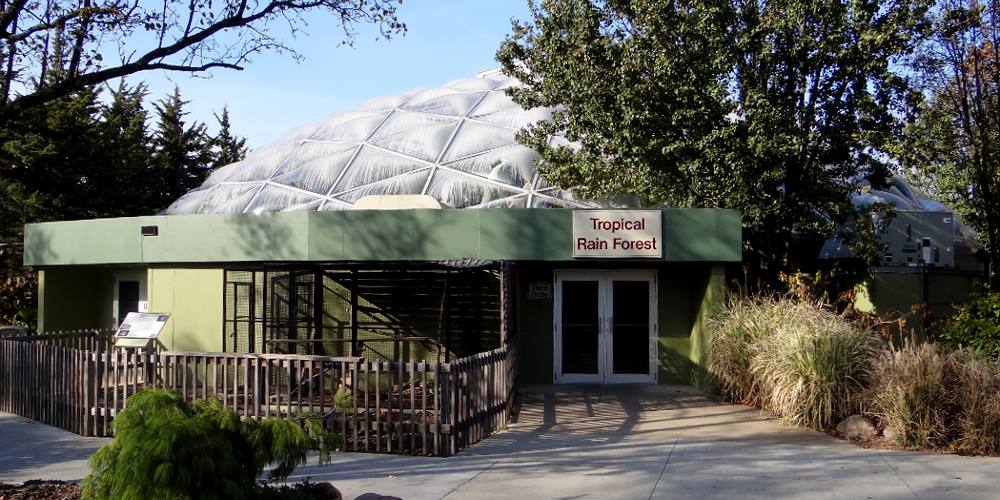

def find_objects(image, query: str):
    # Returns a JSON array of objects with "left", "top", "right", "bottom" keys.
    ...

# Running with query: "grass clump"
[
  {"left": 83, "top": 389, "right": 340, "bottom": 500},
  {"left": 711, "top": 296, "right": 878, "bottom": 429},
  {"left": 867, "top": 343, "right": 957, "bottom": 448},
  {"left": 953, "top": 353, "right": 1000, "bottom": 454},
  {"left": 868, "top": 344, "right": 1000, "bottom": 454}
]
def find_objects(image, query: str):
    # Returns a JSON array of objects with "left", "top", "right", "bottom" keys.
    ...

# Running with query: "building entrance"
[{"left": 554, "top": 270, "right": 657, "bottom": 383}]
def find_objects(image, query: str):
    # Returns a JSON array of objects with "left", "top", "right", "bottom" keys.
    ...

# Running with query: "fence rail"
[{"left": 0, "top": 329, "right": 515, "bottom": 456}]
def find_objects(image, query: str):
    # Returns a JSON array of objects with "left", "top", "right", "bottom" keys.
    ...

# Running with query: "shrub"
[
  {"left": 752, "top": 303, "right": 877, "bottom": 429},
  {"left": 952, "top": 352, "right": 1000, "bottom": 455},
  {"left": 868, "top": 343, "right": 958, "bottom": 448},
  {"left": 868, "top": 344, "right": 1000, "bottom": 454},
  {"left": 83, "top": 389, "right": 340, "bottom": 500},
  {"left": 710, "top": 296, "right": 878, "bottom": 429},
  {"left": 709, "top": 297, "right": 784, "bottom": 403},
  {"left": 937, "top": 293, "right": 1000, "bottom": 359}
]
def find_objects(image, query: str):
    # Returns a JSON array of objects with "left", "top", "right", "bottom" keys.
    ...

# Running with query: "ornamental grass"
[{"left": 710, "top": 297, "right": 877, "bottom": 429}]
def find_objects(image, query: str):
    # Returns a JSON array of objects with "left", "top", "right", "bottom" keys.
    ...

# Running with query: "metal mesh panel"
[{"left": 223, "top": 266, "right": 501, "bottom": 360}]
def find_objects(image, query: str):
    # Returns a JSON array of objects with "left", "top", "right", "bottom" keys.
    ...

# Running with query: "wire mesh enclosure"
[{"left": 223, "top": 265, "right": 502, "bottom": 363}]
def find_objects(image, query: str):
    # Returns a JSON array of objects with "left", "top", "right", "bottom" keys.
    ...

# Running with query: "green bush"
[
  {"left": 937, "top": 293, "right": 1000, "bottom": 359},
  {"left": 710, "top": 296, "right": 878, "bottom": 429},
  {"left": 82, "top": 389, "right": 340, "bottom": 500}
]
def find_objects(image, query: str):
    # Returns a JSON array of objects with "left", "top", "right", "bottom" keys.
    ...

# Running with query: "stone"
[
  {"left": 836, "top": 415, "right": 876, "bottom": 441},
  {"left": 354, "top": 494, "right": 403, "bottom": 500}
]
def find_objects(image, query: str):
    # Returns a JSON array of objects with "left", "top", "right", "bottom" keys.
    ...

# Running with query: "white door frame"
[
  {"left": 113, "top": 270, "right": 148, "bottom": 327},
  {"left": 554, "top": 269, "right": 658, "bottom": 384}
]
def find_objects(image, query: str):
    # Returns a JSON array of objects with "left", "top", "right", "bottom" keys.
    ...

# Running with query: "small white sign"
[
  {"left": 528, "top": 282, "right": 552, "bottom": 299},
  {"left": 115, "top": 312, "right": 171, "bottom": 339},
  {"left": 138, "top": 301, "right": 150, "bottom": 312},
  {"left": 573, "top": 210, "right": 662, "bottom": 258}
]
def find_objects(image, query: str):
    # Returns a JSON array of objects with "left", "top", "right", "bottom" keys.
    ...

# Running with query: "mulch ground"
[{"left": 0, "top": 481, "right": 80, "bottom": 500}]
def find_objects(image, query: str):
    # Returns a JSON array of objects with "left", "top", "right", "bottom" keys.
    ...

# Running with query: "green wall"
[
  {"left": 25, "top": 208, "right": 741, "bottom": 266},
  {"left": 147, "top": 268, "right": 224, "bottom": 352},
  {"left": 856, "top": 268, "right": 984, "bottom": 341},
  {"left": 515, "top": 262, "right": 725, "bottom": 385},
  {"left": 37, "top": 267, "right": 115, "bottom": 332}
]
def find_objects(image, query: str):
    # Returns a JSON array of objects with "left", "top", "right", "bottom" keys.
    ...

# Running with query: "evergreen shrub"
[{"left": 82, "top": 389, "right": 340, "bottom": 500}]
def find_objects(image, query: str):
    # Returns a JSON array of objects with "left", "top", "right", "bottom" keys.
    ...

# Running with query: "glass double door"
[{"left": 554, "top": 270, "right": 657, "bottom": 384}]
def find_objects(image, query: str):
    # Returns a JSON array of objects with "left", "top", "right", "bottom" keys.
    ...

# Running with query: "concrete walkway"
[
  {"left": 290, "top": 385, "right": 1000, "bottom": 500},
  {"left": 2, "top": 386, "right": 1000, "bottom": 499},
  {"left": 0, "top": 413, "right": 108, "bottom": 483}
]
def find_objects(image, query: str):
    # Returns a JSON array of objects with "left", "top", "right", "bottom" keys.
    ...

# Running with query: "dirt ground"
[{"left": 0, "top": 480, "right": 80, "bottom": 500}]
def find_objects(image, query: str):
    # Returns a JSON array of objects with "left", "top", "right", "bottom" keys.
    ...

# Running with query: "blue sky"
[{"left": 133, "top": 1, "right": 532, "bottom": 148}]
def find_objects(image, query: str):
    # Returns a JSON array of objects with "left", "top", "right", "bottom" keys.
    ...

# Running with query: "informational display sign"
[
  {"left": 528, "top": 282, "right": 553, "bottom": 299},
  {"left": 572, "top": 210, "right": 662, "bottom": 258},
  {"left": 115, "top": 312, "right": 171, "bottom": 339}
]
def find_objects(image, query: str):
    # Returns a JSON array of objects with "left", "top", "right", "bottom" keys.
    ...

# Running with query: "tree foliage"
[
  {"left": 82, "top": 389, "right": 339, "bottom": 500},
  {"left": 498, "top": 0, "right": 931, "bottom": 283},
  {"left": 895, "top": 0, "right": 1000, "bottom": 287},
  {"left": 0, "top": 83, "right": 246, "bottom": 325},
  {"left": 0, "top": 0, "right": 405, "bottom": 120}
]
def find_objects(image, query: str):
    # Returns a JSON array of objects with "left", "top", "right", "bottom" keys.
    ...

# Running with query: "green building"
[{"left": 23, "top": 74, "right": 741, "bottom": 386}]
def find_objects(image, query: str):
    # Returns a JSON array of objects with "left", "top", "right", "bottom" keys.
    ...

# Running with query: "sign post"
[{"left": 572, "top": 210, "right": 662, "bottom": 258}]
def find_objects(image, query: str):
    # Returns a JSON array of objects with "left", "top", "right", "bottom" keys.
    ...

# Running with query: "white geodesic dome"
[{"left": 163, "top": 74, "right": 595, "bottom": 214}]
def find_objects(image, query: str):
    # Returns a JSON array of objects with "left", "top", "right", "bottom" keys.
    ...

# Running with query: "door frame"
[
  {"left": 553, "top": 269, "right": 658, "bottom": 384},
  {"left": 113, "top": 270, "right": 148, "bottom": 327}
]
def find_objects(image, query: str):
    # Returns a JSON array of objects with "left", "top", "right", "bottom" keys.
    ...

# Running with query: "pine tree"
[
  {"left": 151, "top": 87, "right": 214, "bottom": 210},
  {"left": 95, "top": 82, "right": 156, "bottom": 217},
  {"left": 212, "top": 106, "right": 248, "bottom": 168}
]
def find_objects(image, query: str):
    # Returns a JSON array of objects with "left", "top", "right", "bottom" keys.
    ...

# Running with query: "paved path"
[
  {"left": 290, "top": 385, "right": 1000, "bottom": 500},
  {"left": 0, "top": 413, "right": 108, "bottom": 483},
  {"left": 3, "top": 386, "right": 1000, "bottom": 499}
]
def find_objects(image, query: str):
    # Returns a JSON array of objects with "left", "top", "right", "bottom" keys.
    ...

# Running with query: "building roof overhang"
[{"left": 23, "top": 208, "right": 741, "bottom": 267}]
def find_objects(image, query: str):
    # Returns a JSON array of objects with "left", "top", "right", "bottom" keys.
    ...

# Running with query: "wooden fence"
[{"left": 0, "top": 330, "right": 515, "bottom": 456}]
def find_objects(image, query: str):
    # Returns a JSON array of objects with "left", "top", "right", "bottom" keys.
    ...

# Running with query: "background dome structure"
[{"left": 164, "top": 74, "right": 595, "bottom": 214}]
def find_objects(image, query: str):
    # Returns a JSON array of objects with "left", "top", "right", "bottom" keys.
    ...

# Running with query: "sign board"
[
  {"left": 115, "top": 312, "right": 170, "bottom": 339},
  {"left": 528, "top": 282, "right": 552, "bottom": 299},
  {"left": 572, "top": 210, "right": 662, "bottom": 258}
]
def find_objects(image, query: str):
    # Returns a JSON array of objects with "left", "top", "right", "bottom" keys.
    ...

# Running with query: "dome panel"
[
  {"left": 164, "top": 189, "right": 208, "bottom": 214},
  {"left": 245, "top": 185, "right": 322, "bottom": 214},
  {"left": 475, "top": 195, "right": 529, "bottom": 208},
  {"left": 530, "top": 192, "right": 589, "bottom": 208},
  {"left": 334, "top": 147, "right": 430, "bottom": 192},
  {"left": 400, "top": 89, "right": 487, "bottom": 116},
  {"left": 333, "top": 170, "right": 431, "bottom": 204},
  {"left": 269, "top": 146, "right": 359, "bottom": 194},
  {"left": 272, "top": 122, "right": 322, "bottom": 146},
  {"left": 224, "top": 148, "right": 292, "bottom": 182},
  {"left": 281, "top": 199, "right": 325, "bottom": 212},
  {"left": 308, "top": 111, "right": 391, "bottom": 142},
  {"left": 356, "top": 94, "right": 412, "bottom": 112},
  {"left": 201, "top": 160, "right": 244, "bottom": 187},
  {"left": 441, "top": 145, "right": 538, "bottom": 188},
  {"left": 199, "top": 183, "right": 263, "bottom": 213},
  {"left": 368, "top": 111, "right": 459, "bottom": 162},
  {"left": 440, "top": 121, "right": 517, "bottom": 163},
  {"left": 425, "top": 171, "right": 523, "bottom": 209},
  {"left": 442, "top": 77, "right": 506, "bottom": 92},
  {"left": 164, "top": 74, "right": 598, "bottom": 214}
]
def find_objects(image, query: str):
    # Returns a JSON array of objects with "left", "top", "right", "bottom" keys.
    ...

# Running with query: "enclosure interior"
[{"left": 222, "top": 264, "right": 502, "bottom": 362}]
